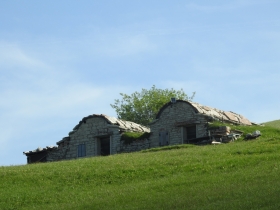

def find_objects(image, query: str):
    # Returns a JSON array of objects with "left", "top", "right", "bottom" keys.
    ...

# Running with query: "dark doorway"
[
  {"left": 159, "top": 131, "right": 169, "bottom": 146},
  {"left": 100, "top": 137, "right": 110, "bottom": 156},
  {"left": 26, "top": 151, "right": 48, "bottom": 164},
  {"left": 183, "top": 125, "right": 197, "bottom": 143}
]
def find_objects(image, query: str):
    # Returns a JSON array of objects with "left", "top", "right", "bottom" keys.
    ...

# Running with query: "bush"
[{"left": 121, "top": 132, "right": 150, "bottom": 144}]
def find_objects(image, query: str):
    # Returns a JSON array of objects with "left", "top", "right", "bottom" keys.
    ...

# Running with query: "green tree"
[{"left": 111, "top": 85, "right": 195, "bottom": 126}]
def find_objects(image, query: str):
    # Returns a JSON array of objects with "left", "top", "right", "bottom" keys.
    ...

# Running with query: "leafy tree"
[{"left": 111, "top": 85, "right": 195, "bottom": 126}]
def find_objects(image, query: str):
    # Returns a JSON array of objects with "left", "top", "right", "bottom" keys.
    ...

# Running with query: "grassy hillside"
[
  {"left": 1, "top": 124, "right": 280, "bottom": 210},
  {"left": 264, "top": 119, "right": 280, "bottom": 129}
]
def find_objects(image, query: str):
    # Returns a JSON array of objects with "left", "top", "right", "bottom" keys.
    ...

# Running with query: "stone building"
[
  {"left": 23, "top": 114, "right": 150, "bottom": 163},
  {"left": 148, "top": 100, "right": 251, "bottom": 147},
  {"left": 23, "top": 100, "right": 252, "bottom": 164}
]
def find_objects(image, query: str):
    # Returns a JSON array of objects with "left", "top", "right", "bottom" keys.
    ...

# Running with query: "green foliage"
[
  {"left": 111, "top": 85, "right": 195, "bottom": 126},
  {"left": 121, "top": 132, "right": 150, "bottom": 144},
  {"left": 1, "top": 125, "right": 280, "bottom": 209}
]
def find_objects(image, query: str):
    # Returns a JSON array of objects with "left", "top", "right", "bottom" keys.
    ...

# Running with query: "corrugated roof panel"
[
  {"left": 224, "top": 111, "right": 238, "bottom": 122},
  {"left": 190, "top": 102, "right": 205, "bottom": 113},
  {"left": 114, "top": 119, "right": 150, "bottom": 132},
  {"left": 202, "top": 106, "right": 212, "bottom": 111},
  {"left": 102, "top": 115, "right": 119, "bottom": 124},
  {"left": 209, "top": 109, "right": 224, "bottom": 119},
  {"left": 188, "top": 101, "right": 251, "bottom": 125},
  {"left": 239, "top": 116, "right": 252, "bottom": 125}
]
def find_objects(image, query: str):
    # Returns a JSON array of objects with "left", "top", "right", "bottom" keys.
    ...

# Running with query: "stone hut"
[
  {"left": 24, "top": 114, "right": 150, "bottom": 163},
  {"left": 148, "top": 100, "right": 251, "bottom": 147},
  {"left": 23, "top": 101, "right": 252, "bottom": 164}
]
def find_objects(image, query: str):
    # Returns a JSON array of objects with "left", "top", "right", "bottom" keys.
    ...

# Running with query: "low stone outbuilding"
[
  {"left": 24, "top": 114, "right": 150, "bottom": 163},
  {"left": 24, "top": 101, "right": 252, "bottom": 163},
  {"left": 149, "top": 100, "right": 251, "bottom": 147}
]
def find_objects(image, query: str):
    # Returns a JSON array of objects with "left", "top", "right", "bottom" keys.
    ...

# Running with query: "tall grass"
[{"left": 1, "top": 124, "right": 280, "bottom": 209}]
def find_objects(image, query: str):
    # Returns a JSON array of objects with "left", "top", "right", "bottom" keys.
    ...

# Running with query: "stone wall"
[
  {"left": 44, "top": 102, "right": 211, "bottom": 162},
  {"left": 46, "top": 145, "right": 69, "bottom": 162},
  {"left": 149, "top": 101, "right": 209, "bottom": 147},
  {"left": 117, "top": 138, "right": 150, "bottom": 153},
  {"left": 44, "top": 117, "right": 117, "bottom": 161},
  {"left": 45, "top": 117, "right": 151, "bottom": 162}
]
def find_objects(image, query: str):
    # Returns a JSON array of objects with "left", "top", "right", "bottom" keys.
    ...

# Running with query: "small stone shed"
[
  {"left": 149, "top": 100, "right": 251, "bottom": 146},
  {"left": 24, "top": 114, "right": 150, "bottom": 163}
]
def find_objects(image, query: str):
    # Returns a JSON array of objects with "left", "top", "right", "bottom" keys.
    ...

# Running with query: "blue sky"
[{"left": 1, "top": 0, "right": 279, "bottom": 166}]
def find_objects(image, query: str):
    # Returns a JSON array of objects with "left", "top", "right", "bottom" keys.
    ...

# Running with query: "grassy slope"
[
  {"left": 264, "top": 119, "right": 280, "bottom": 129},
  {"left": 1, "top": 124, "right": 280, "bottom": 210}
]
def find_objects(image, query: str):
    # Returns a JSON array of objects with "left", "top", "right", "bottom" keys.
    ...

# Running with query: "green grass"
[
  {"left": 1, "top": 124, "right": 280, "bottom": 209},
  {"left": 121, "top": 132, "right": 150, "bottom": 144},
  {"left": 264, "top": 119, "right": 280, "bottom": 129}
]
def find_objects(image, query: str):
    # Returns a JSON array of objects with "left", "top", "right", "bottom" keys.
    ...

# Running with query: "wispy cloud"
[
  {"left": 0, "top": 43, "right": 133, "bottom": 161},
  {"left": 0, "top": 42, "right": 46, "bottom": 68}
]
